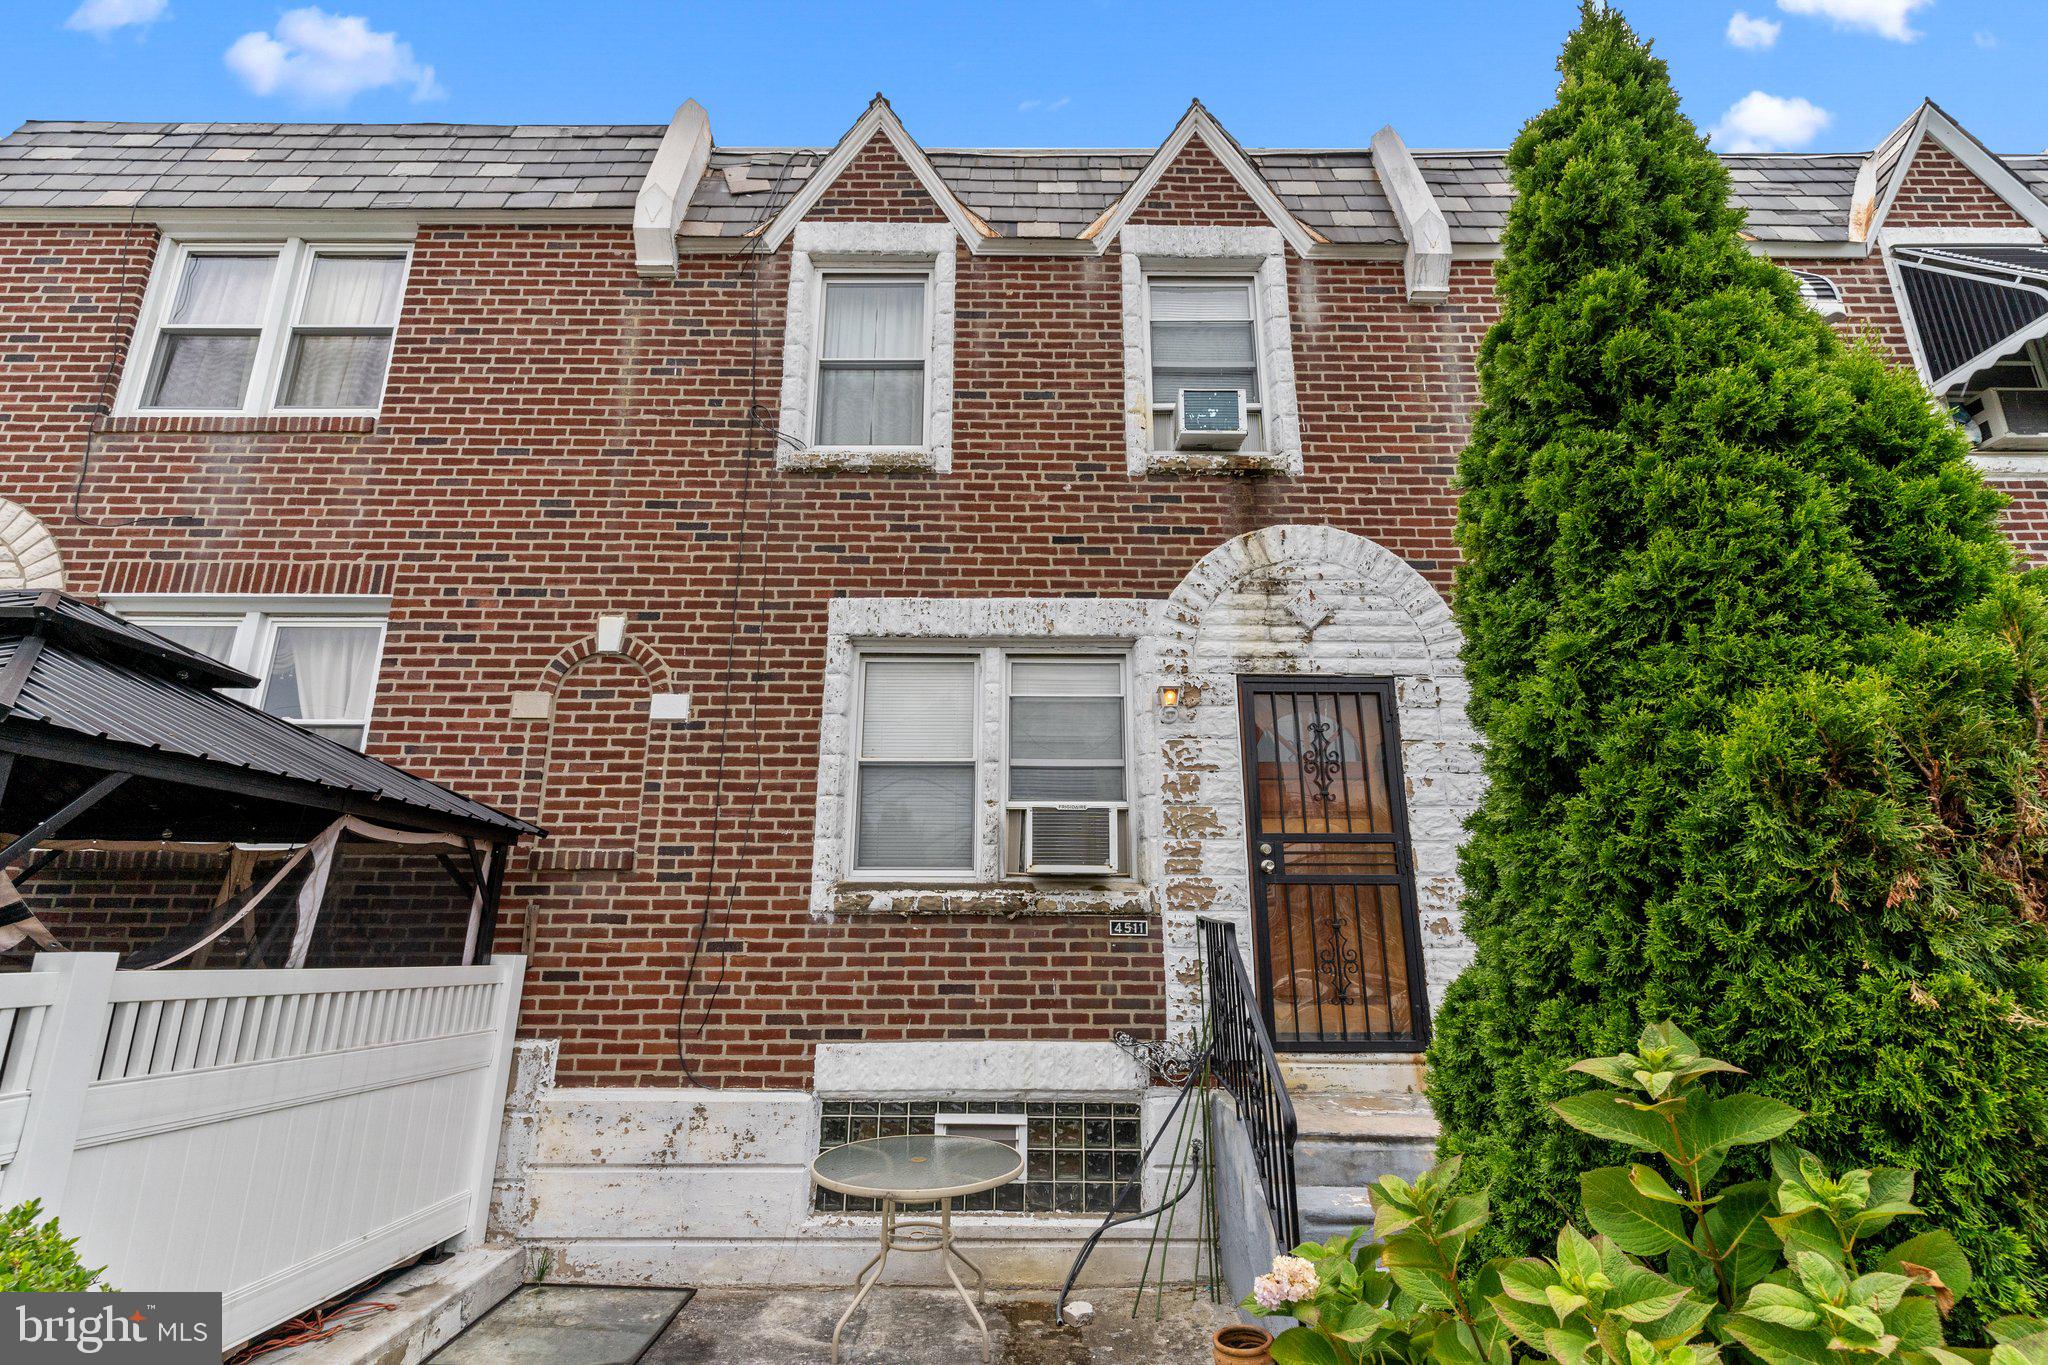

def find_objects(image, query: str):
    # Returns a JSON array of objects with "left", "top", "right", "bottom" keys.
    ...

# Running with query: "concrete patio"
[{"left": 423, "top": 1283, "right": 1238, "bottom": 1364}]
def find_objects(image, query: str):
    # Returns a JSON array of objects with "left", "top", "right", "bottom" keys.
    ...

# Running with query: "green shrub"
[
  {"left": 1425, "top": 0, "right": 2043, "bottom": 1324},
  {"left": 0, "top": 1200, "right": 109, "bottom": 1292},
  {"left": 1246, "top": 1025, "right": 2048, "bottom": 1365}
]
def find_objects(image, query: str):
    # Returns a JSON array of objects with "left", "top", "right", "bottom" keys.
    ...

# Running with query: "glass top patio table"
[{"left": 810, "top": 1134, "right": 1024, "bottom": 1201}]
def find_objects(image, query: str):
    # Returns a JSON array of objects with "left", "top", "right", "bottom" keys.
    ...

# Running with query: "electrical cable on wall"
[
  {"left": 673, "top": 150, "right": 804, "bottom": 1082},
  {"left": 70, "top": 163, "right": 177, "bottom": 530}
]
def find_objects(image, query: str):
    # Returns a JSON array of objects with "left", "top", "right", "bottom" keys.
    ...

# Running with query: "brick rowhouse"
[{"left": 3, "top": 96, "right": 2046, "bottom": 1087}]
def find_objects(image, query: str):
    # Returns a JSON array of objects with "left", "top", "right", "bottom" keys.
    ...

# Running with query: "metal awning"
[
  {"left": 0, "top": 589, "right": 540, "bottom": 845},
  {"left": 1895, "top": 244, "right": 2048, "bottom": 393}
]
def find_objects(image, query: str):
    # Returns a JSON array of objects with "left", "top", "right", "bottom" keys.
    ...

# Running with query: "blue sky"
[{"left": 10, "top": 1, "right": 2044, "bottom": 155}]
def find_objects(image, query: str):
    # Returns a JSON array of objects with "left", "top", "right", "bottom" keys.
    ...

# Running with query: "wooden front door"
[{"left": 1238, "top": 677, "right": 1430, "bottom": 1051}]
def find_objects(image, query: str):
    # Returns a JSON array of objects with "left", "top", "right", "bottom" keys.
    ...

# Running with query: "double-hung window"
[
  {"left": 126, "top": 239, "right": 409, "bottom": 416},
  {"left": 815, "top": 274, "right": 928, "bottom": 448},
  {"left": 851, "top": 650, "right": 1131, "bottom": 879},
  {"left": 1148, "top": 276, "right": 1264, "bottom": 452},
  {"left": 112, "top": 600, "right": 388, "bottom": 749}
]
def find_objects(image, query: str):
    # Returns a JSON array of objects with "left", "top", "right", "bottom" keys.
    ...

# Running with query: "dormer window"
[
  {"left": 1147, "top": 276, "right": 1265, "bottom": 453},
  {"left": 121, "top": 237, "right": 410, "bottom": 417},
  {"left": 816, "top": 274, "right": 928, "bottom": 447}
]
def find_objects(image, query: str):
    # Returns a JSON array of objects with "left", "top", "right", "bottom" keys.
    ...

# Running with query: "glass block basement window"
[{"left": 816, "top": 1099, "right": 1143, "bottom": 1214}]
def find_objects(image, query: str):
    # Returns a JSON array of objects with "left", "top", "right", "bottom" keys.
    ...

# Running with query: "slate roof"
[
  {"left": 0, "top": 120, "right": 661, "bottom": 213},
  {"left": 2, "top": 119, "right": 2044, "bottom": 249}
]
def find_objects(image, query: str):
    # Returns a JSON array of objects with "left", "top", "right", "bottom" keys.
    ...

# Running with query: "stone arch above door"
[
  {"left": 1153, "top": 525, "right": 1481, "bottom": 1048},
  {"left": 0, "top": 500, "right": 64, "bottom": 590}
]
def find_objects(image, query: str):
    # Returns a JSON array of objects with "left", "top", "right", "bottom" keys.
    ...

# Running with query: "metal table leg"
[
  {"left": 832, "top": 1198, "right": 894, "bottom": 1364},
  {"left": 828, "top": 1195, "right": 994, "bottom": 1364}
]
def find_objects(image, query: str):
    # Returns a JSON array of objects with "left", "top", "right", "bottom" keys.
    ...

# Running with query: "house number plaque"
[{"left": 1108, "top": 918, "right": 1149, "bottom": 938}]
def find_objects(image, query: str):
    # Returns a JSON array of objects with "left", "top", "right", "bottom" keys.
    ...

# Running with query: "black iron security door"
[{"left": 1238, "top": 677, "right": 1430, "bottom": 1051}]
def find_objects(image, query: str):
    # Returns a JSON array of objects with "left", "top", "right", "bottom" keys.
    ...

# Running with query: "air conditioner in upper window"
[
  {"left": 1174, "top": 388, "right": 1248, "bottom": 452},
  {"left": 1977, "top": 388, "right": 2048, "bottom": 451},
  {"left": 1020, "top": 803, "right": 1123, "bottom": 876}
]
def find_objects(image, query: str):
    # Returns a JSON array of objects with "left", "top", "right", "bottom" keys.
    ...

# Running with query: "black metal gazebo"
[{"left": 0, "top": 590, "right": 539, "bottom": 966}]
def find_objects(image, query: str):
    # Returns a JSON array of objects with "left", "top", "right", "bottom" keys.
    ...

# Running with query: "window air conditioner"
[
  {"left": 1978, "top": 388, "right": 2048, "bottom": 451},
  {"left": 1174, "top": 388, "right": 1248, "bottom": 452},
  {"left": 1020, "top": 803, "right": 1122, "bottom": 875}
]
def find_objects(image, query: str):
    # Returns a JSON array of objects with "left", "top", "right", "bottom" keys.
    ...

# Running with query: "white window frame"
[
  {"left": 846, "top": 644, "right": 1133, "bottom": 884},
  {"left": 117, "top": 235, "right": 413, "bottom": 418},
  {"left": 777, "top": 221, "right": 956, "bottom": 474},
  {"left": 1141, "top": 274, "right": 1267, "bottom": 458},
  {"left": 1120, "top": 225, "right": 1302, "bottom": 478},
  {"left": 1003, "top": 654, "right": 1131, "bottom": 876},
  {"left": 849, "top": 651, "right": 984, "bottom": 881},
  {"left": 102, "top": 594, "right": 390, "bottom": 748},
  {"left": 811, "top": 269, "right": 933, "bottom": 450}
]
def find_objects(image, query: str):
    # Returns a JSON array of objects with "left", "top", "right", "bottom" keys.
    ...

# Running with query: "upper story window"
[
  {"left": 1146, "top": 276, "right": 1266, "bottom": 453},
  {"left": 816, "top": 274, "right": 928, "bottom": 448},
  {"left": 777, "top": 221, "right": 957, "bottom": 475},
  {"left": 110, "top": 597, "right": 389, "bottom": 749},
  {"left": 851, "top": 649, "right": 1130, "bottom": 879},
  {"left": 121, "top": 239, "right": 410, "bottom": 417},
  {"left": 1118, "top": 225, "right": 1302, "bottom": 478}
]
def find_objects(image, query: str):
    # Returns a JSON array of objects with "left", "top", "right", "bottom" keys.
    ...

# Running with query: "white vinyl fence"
[{"left": 0, "top": 953, "right": 525, "bottom": 1348}]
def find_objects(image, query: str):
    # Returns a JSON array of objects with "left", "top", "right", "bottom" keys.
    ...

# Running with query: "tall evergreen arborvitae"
[{"left": 1427, "top": 1, "right": 2048, "bottom": 1325}]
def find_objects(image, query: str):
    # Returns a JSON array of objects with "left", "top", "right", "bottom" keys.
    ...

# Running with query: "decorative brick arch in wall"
[
  {"left": 1151, "top": 524, "right": 1483, "bottom": 1048},
  {"left": 0, "top": 499, "right": 64, "bottom": 589},
  {"left": 525, "top": 635, "right": 674, "bottom": 874}
]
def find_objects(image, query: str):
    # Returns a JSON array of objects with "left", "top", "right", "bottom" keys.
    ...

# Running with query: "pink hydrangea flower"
[{"left": 1252, "top": 1253, "right": 1319, "bottom": 1309}]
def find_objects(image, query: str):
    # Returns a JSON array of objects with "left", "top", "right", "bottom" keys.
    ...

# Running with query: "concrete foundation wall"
[{"left": 493, "top": 1039, "right": 1210, "bottom": 1289}]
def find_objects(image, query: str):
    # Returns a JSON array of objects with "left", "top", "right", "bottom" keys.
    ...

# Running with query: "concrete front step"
[
  {"left": 1279, "top": 1055, "right": 1429, "bottom": 1104},
  {"left": 1298, "top": 1185, "right": 1377, "bottom": 1246}
]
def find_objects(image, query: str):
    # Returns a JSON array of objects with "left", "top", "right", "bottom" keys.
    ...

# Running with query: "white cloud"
[
  {"left": 1726, "top": 12, "right": 1783, "bottom": 48},
  {"left": 1018, "top": 96, "right": 1071, "bottom": 114},
  {"left": 1775, "top": 0, "right": 1932, "bottom": 42},
  {"left": 1973, "top": 30, "right": 1998, "bottom": 49},
  {"left": 65, "top": 0, "right": 167, "bottom": 36},
  {"left": 224, "top": 8, "right": 444, "bottom": 106},
  {"left": 1711, "top": 91, "right": 1833, "bottom": 152}
]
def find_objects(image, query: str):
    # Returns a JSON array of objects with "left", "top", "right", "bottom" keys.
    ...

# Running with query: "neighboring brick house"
[{"left": 2, "top": 94, "right": 2045, "bottom": 1284}]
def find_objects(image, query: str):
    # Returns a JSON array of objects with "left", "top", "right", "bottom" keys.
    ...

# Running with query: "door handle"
[{"left": 1259, "top": 859, "right": 1276, "bottom": 874}]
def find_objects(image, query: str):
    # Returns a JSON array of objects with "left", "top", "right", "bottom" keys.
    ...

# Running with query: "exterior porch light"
[{"left": 1158, "top": 684, "right": 1187, "bottom": 723}]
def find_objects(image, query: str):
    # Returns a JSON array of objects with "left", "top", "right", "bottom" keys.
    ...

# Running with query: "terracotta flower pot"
[{"left": 1213, "top": 1324, "right": 1274, "bottom": 1365}]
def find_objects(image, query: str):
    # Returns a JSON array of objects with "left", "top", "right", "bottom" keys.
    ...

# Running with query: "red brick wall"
[
  {"left": 1886, "top": 142, "right": 2031, "bottom": 230},
  {"left": 2, "top": 139, "right": 2041, "bottom": 1083},
  {"left": 1128, "top": 138, "right": 1272, "bottom": 227}
]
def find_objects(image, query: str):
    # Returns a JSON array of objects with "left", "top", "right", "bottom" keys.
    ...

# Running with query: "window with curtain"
[
  {"left": 277, "top": 254, "right": 407, "bottom": 410},
  {"left": 816, "top": 274, "right": 927, "bottom": 447},
  {"left": 115, "top": 605, "right": 388, "bottom": 750},
  {"left": 1148, "top": 276, "right": 1265, "bottom": 451},
  {"left": 855, "top": 657, "right": 976, "bottom": 872},
  {"left": 849, "top": 649, "right": 1132, "bottom": 880},
  {"left": 128, "top": 238, "right": 410, "bottom": 415}
]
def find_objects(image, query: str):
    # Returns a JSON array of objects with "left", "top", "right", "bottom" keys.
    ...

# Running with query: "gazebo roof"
[{"left": 0, "top": 590, "right": 539, "bottom": 844}]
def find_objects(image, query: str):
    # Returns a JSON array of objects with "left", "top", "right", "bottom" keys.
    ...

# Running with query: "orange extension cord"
[{"left": 226, "top": 1300, "right": 396, "bottom": 1362}]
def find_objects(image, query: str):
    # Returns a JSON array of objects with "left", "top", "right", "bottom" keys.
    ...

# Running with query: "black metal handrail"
[{"left": 1200, "top": 916, "right": 1300, "bottom": 1249}]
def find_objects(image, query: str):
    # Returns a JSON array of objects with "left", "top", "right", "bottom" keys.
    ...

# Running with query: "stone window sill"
[
  {"left": 832, "top": 882, "right": 1151, "bottom": 918},
  {"left": 779, "top": 445, "right": 942, "bottom": 476},
  {"left": 96, "top": 415, "right": 380, "bottom": 436},
  {"left": 1136, "top": 448, "right": 1292, "bottom": 478}
]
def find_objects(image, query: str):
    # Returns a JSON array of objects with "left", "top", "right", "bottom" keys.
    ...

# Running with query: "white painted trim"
[
  {"left": 1865, "top": 101, "right": 2048, "bottom": 240},
  {"left": 1876, "top": 226, "right": 2045, "bottom": 248},
  {"left": 813, "top": 1041, "right": 1147, "bottom": 1099},
  {"left": 634, "top": 100, "right": 713, "bottom": 279},
  {"left": 1083, "top": 103, "right": 1324, "bottom": 258},
  {"left": 1118, "top": 225, "right": 1304, "bottom": 478},
  {"left": 1368, "top": 125, "right": 1451, "bottom": 304},
  {"left": 0, "top": 500, "right": 65, "bottom": 590},
  {"left": 758, "top": 98, "right": 991, "bottom": 253},
  {"left": 775, "top": 222, "right": 956, "bottom": 474},
  {"left": 1969, "top": 452, "right": 2048, "bottom": 477}
]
